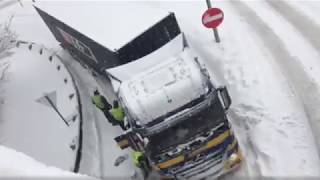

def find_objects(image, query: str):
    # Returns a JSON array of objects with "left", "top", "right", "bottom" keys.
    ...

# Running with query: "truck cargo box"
[{"left": 35, "top": 2, "right": 180, "bottom": 74}]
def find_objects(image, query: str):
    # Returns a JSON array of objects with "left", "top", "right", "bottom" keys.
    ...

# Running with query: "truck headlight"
[
  {"left": 229, "top": 153, "right": 238, "bottom": 162},
  {"left": 224, "top": 151, "right": 242, "bottom": 170}
]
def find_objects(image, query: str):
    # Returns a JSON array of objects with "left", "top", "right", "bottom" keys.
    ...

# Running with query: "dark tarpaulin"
[
  {"left": 35, "top": 6, "right": 181, "bottom": 75},
  {"left": 116, "top": 13, "right": 181, "bottom": 63},
  {"left": 34, "top": 6, "right": 120, "bottom": 74}
]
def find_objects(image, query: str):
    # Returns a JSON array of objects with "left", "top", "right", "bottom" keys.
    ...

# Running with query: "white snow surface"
[
  {"left": 106, "top": 33, "right": 184, "bottom": 82},
  {"left": 0, "top": 42, "right": 80, "bottom": 171},
  {"left": 108, "top": 34, "right": 209, "bottom": 124},
  {"left": 286, "top": 1, "right": 320, "bottom": 27},
  {"left": 147, "top": 0, "right": 320, "bottom": 177},
  {"left": 118, "top": 48, "right": 207, "bottom": 125},
  {"left": 0, "top": 1, "right": 58, "bottom": 47},
  {"left": 0, "top": 145, "right": 92, "bottom": 178}
]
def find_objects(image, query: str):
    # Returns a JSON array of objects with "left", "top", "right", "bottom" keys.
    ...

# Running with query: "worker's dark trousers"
[
  {"left": 117, "top": 121, "right": 126, "bottom": 131},
  {"left": 101, "top": 108, "right": 116, "bottom": 124},
  {"left": 138, "top": 161, "right": 150, "bottom": 178}
]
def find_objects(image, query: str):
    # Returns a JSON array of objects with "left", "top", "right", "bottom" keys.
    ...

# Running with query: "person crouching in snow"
[
  {"left": 110, "top": 100, "right": 127, "bottom": 130},
  {"left": 92, "top": 89, "right": 116, "bottom": 124},
  {"left": 132, "top": 151, "right": 150, "bottom": 177}
]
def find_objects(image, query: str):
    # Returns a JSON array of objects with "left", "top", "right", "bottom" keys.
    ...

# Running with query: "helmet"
[{"left": 94, "top": 89, "right": 99, "bottom": 95}]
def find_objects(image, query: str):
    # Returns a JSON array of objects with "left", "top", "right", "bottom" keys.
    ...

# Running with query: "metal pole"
[
  {"left": 17, "top": 0, "right": 23, "bottom": 7},
  {"left": 45, "top": 95, "right": 69, "bottom": 126},
  {"left": 206, "top": 0, "right": 221, "bottom": 43}
]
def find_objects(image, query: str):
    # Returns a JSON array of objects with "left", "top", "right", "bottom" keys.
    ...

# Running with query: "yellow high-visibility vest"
[
  {"left": 132, "top": 151, "right": 144, "bottom": 166},
  {"left": 92, "top": 95, "right": 105, "bottom": 109},
  {"left": 111, "top": 107, "right": 125, "bottom": 122}
]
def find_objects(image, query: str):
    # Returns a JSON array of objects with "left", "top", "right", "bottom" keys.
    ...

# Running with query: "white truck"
[{"left": 106, "top": 34, "right": 242, "bottom": 179}]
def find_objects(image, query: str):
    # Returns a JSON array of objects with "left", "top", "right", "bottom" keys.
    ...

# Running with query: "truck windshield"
[{"left": 148, "top": 94, "right": 225, "bottom": 156}]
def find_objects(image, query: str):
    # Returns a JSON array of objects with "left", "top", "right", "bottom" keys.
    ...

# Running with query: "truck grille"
[
  {"left": 157, "top": 128, "right": 233, "bottom": 178},
  {"left": 172, "top": 149, "right": 225, "bottom": 179}
]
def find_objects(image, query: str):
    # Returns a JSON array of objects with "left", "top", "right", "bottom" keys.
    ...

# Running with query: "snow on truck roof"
[
  {"left": 118, "top": 48, "right": 207, "bottom": 125},
  {"left": 106, "top": 35, "right": 207, "bottom": 124},
  {"left": 35, "top": 1, "right": 169, "bottom": 49},
  {"left": 106, "top": 34, "right": 184, "bottom": 82}
]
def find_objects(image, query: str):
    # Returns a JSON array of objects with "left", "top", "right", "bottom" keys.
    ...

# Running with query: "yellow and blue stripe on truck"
[{"left": 156, "top": 129, "right": 238, "bottom": 171}]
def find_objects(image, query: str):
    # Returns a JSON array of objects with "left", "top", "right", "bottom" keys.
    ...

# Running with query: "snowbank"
[
  {"left": 0, "top": 42, "right": 80, "bottom": 171},
  {"left": 0, "top": 1, "right": 58, "bottom": 47},
  {"left": 0, "top": 145, "right": 91, "bottom": 178}
]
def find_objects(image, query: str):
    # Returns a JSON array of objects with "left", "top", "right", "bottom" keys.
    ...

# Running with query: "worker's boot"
[{"left": 141, "top": 163, "right": 150, "bottom": 178}]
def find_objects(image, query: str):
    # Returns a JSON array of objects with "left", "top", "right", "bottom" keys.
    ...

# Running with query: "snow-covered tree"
[
  {"left": 0, "top": 16, "right": 16, "bottom": 54},
  {"left": 0, "top": 16, "right": 17, "bottom": 104}
]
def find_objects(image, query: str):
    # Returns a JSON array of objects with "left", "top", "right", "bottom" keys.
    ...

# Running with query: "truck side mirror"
[{"left": 218, "top": 86, "right": 232, "bottom": 110}]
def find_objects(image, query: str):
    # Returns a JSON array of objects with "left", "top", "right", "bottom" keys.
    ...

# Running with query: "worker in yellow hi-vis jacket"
[
  {"left": 132, "top": 151, "right": 149, "bottom": 177},
  {"left": 92, "top": 90, "right": 116, "bottom": 124},
  {"left": 110, "top": 100, "right": 127, "bottom": 130}
]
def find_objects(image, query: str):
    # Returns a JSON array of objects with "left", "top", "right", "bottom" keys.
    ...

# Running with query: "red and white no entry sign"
[{"left": 202, "top": 8, "right": 224, "bottom": 28}]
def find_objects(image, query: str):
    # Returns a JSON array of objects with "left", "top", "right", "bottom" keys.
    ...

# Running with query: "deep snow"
[
  {"left": 0, "top": 41, "right": 80, "bottom": 171},
  {"left": 146, "top": 1, "right": 320, "bottom": 177},
  {"left": 0, "top": 145, "right": 92, "bottom": 178},
  {"left": 264, "top": 0, "right": 320, "bottom": 153}
]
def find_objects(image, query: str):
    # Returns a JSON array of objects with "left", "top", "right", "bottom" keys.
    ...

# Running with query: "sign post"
[
  {"left": 44, "top": 95, "right": 69, "bottom": 126},
  {"left": 202, "top": 0, "right": 223, "bottom": 43},
  {"left": 36, "top": 91, "right": 69, "bottom": 127}
]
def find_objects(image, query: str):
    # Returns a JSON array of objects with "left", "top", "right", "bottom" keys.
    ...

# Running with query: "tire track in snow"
[
  {"left": 230, "top": 0, "right": 320, "bottom": 157},
  {"left": 183, "top": 31, "right": 253, "bottom": 179},
  {"left": 59, "top": 52, "right": 104, "bottom": 178},
  {"left": 62, "top": 57, "right": 135, "bottom": 179},
  {"left": 267, "top": 0, "right": 320, "bottom": 52},
  {"left": 0, "top": 1, "right": 17, "bottom": 10},
  {"left": 55, "top": 53, "right": 83, "bottom": 173}
]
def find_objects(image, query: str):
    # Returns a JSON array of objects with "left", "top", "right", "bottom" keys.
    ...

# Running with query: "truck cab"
[{"left": 106, "top": 34, "right": 242, "bottom": 179}]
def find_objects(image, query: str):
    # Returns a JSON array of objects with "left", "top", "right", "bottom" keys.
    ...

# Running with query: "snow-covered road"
[
  {"left": 150, "top": 1, "right": 320, "bottom": 177},
  {"left": 265, "top": 0, "right": 320, "bottom": 151},
  {"left": 56, "top": 52, "right": 102, "bottom": 177},
  {"left": 225, "top": 0, "right": 320, "bottom": 176},
  {"left": 0, "top": 1, "right": 17, "bottom": 10},
  {"left": 268, "top": 0, "right": 320, "bottom": 52},
  {"left": 57, "top": 50, "right": 136, "bottom": 179},
  {"left": 236, "top": 0, "right": 320, "bottom": 171}
]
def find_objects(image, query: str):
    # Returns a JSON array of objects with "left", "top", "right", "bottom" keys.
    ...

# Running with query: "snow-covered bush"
[
  {"left": 0, "top": 16, "right": 17, "bottom": 104},
  {"left": 0, "top": 145, "right": 89, "bottom": 177},
  {"left": 0, "top": 16, "right": 16, "bottom": 54}
]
